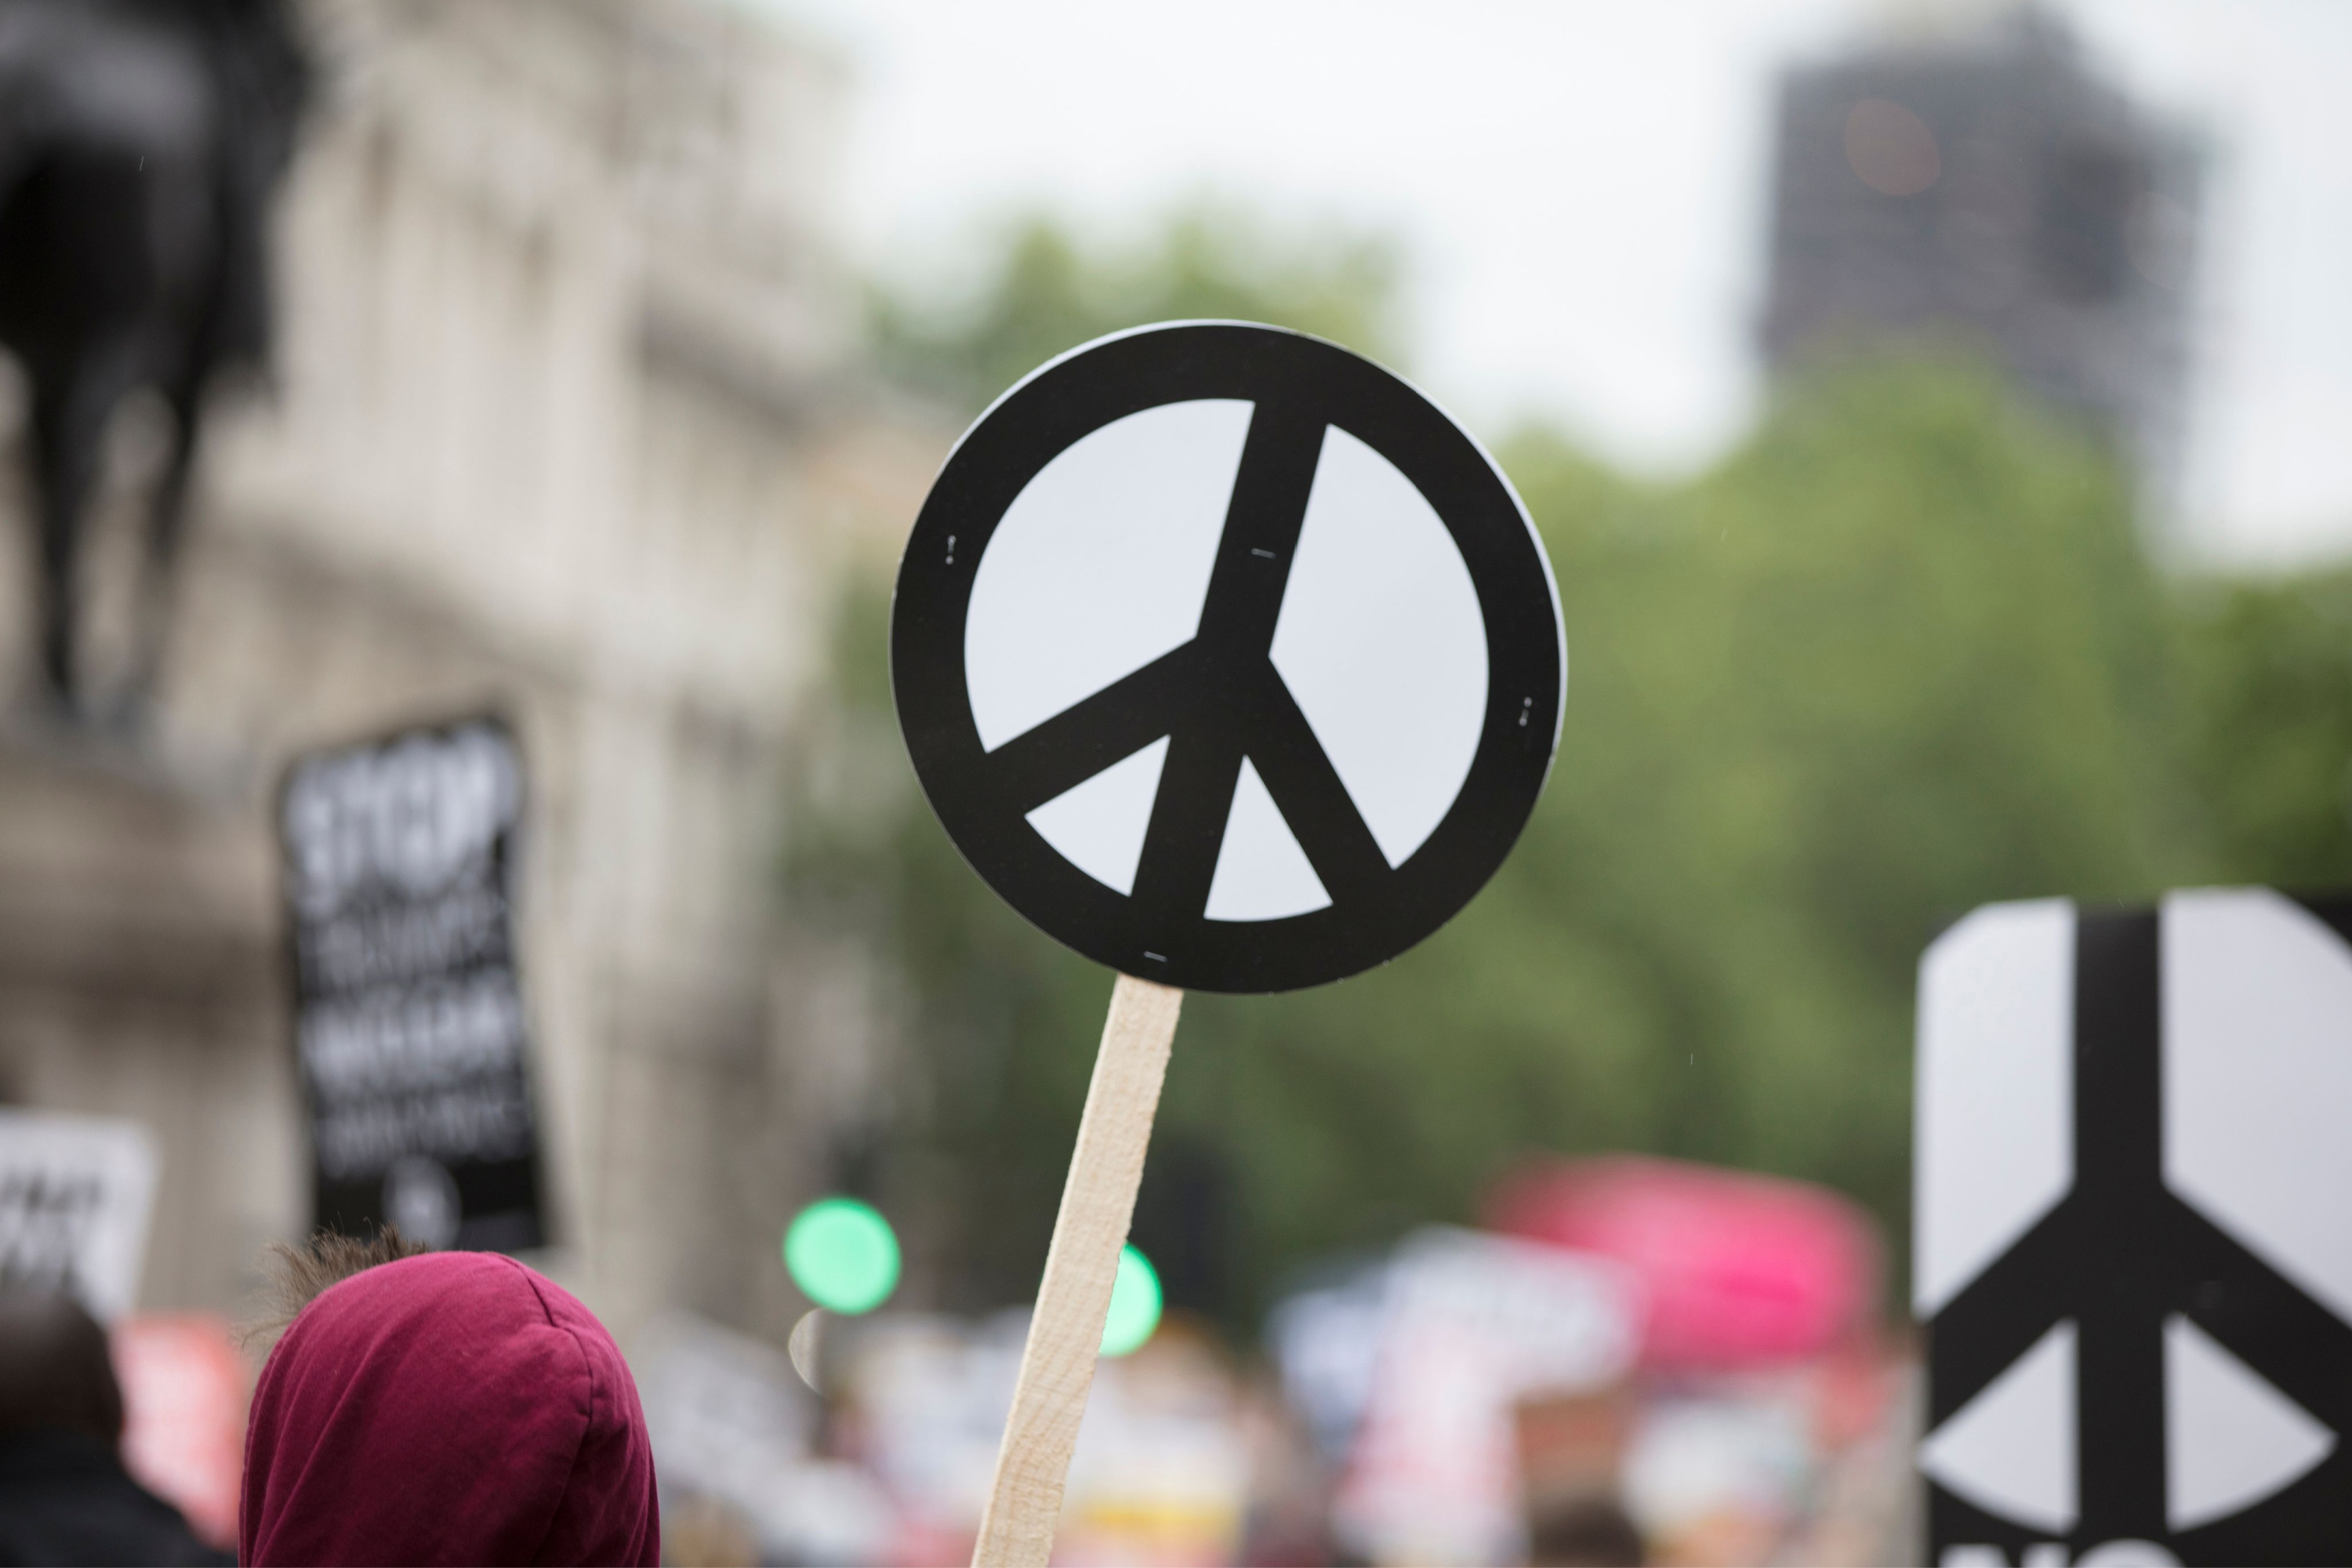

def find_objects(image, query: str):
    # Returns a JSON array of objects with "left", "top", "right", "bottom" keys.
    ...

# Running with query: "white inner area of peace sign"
[{"left": 964, "top": 397, "right": 1490, "bottom": 921}]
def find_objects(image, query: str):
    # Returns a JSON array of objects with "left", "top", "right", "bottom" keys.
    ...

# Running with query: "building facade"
[{"left": 0, "top": 0, "right": 939, "bottom": 1345}]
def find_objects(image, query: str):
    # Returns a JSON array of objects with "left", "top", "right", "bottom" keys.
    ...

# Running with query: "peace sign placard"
[
  {"left": 891, "top": 322, "right": 1563, "bottom": 1566},
  {"left": 1918, "top": 891, "right": 2352, "bottom": 1565},
  {"left": 895, "top": 321, "right": 1562, "bottom": 993}
]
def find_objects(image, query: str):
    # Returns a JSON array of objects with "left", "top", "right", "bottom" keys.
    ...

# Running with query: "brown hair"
[
  {"left": 0, "top": 1290, "right": 123, "bottom": 1441},
  {"left": 245, "top": 1227, "right": 426, "bottom": 1348}
]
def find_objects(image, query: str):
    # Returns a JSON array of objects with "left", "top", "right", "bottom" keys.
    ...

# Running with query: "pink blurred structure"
[
  {"left": 1486, "top": 1156, "right": 1880, "bottom": 1372},
  {"left": 113, "top": 1314, "right": 248, "bottom": 1550}
]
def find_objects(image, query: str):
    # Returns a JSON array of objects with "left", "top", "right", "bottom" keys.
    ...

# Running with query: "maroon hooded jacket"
[{"left": 241, "top": 1252, "right": 659, "bottom": 1566}]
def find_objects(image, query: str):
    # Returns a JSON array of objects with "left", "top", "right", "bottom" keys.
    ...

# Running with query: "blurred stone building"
[
  {"left": 0, "top": 0, "right": 939, "bottom": 1343},
  {"left": 1759, "top": 7, "right": 2201, "bottom": 498}
]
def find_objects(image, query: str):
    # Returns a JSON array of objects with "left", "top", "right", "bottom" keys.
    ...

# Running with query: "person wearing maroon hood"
[{"left": 241, "top": 1234, "right": 659, "bottom": 1566}]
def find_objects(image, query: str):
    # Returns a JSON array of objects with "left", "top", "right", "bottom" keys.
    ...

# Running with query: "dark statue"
[{"left": 0, "top": 0, "right": 306, "bottom": 721}]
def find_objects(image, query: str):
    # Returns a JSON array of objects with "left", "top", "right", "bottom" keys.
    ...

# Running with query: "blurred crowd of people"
[
  {"left": 641, "top": 1156, "right": 1917, "bottom": 1567},
  {"left": 0, "top": 1154, "right": 1915, "bottom": 1567}
]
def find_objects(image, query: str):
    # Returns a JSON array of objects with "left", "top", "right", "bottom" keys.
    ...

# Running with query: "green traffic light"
[
  {"left": 1098, "top": 1244, "right": 1162, "bottom": 1357},
  {"left": 783, "top": 1197, "right": 900, "bottom": 1315}
]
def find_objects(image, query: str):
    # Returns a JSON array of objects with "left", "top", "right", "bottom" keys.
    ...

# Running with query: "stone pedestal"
[{"left": 0, "top": 728, "right": 305, "bottom": 1312}]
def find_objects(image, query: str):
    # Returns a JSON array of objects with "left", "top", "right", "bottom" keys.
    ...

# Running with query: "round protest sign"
[{"left": 893, "top": 321, "right": 1563, "bottom": 993}]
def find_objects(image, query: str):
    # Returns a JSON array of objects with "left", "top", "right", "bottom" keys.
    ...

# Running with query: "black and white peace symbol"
[
  {"left": 891, "top": 322, "right": 1563, "bottom": 993},
  {"left": 1918, "top": 892, "right": 2352, "bottom": 1566}
]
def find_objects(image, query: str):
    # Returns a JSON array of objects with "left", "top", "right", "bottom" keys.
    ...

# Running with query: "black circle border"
[{"left": 891, "top": 321, "right": 1565, "bottom": 993}]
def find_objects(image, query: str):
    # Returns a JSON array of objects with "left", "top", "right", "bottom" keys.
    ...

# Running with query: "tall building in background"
[{"left": 1759, "top": 7, "right": 2201, "bottom": 499}]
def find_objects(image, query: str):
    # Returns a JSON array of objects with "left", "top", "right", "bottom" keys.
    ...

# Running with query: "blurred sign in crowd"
[
  {"left": 280, "top": 717, "right": 546, "bottom": 1253},
  {"left": 0, "top": 1109, "right": 157, "bottom": 1319}
]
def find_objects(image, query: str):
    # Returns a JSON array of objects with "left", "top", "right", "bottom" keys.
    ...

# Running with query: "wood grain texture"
[{"left": 971, "top": 973, "right": 1184, "bottom": 1568}]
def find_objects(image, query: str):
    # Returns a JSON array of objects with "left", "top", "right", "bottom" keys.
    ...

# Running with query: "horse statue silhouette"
[{"left": 0, "top": 0, "right": 305, "bottom": 723}]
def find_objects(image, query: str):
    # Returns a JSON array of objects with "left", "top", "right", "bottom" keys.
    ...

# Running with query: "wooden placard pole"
[{"left": 971, "top": 973, "right": 1185, "bottom": 1568}]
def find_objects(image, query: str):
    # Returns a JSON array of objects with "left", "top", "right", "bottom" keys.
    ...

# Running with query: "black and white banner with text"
[{"left": 281, "top": 717, "right": 546, "bottom": 1251}]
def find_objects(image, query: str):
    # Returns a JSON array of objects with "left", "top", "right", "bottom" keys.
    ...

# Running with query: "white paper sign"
[
  {"left": 0, "top": 1108, "right": 160, "bottom": 1319},
  {"left": 1332, "top": 1226, "right": 1641, "bottom": 1565}
]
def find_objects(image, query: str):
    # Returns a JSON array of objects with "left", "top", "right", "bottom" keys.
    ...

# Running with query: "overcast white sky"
[{"left": 771, "top": 0, "right": 2352, "bottom": 567}]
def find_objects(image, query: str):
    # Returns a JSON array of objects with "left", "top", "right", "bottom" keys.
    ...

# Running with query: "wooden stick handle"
[{"left": 971, "top": 973, "right": 1184, "bottom": 1568}]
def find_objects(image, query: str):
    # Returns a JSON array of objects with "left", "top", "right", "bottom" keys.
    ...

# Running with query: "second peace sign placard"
[
  {"left": 895, "top": 321, "right": 1563, "bottom": 993},
  {"left": 889, "top": 321, "right": 1564, "bottom": 1566}
]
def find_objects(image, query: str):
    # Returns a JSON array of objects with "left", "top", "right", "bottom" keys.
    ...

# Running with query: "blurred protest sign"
[
  {"left": 844, "top": 1311, "right": 1029, "bottom": 1552},
  {"left": 1918, "top": 891, "right": 2352, "bottom": 1566},
  {"left": 1266, "top": 1255, "right": 1391, "bottom": 1466},
  {"left": 1620, "top": 1392, "right": 1813, "bottom": 1566},
  {"left": 637, "top": 1312, "right": 812, "bottom": 1509},
  {"left": 1329, "top": 1227, "right": 1639, "bottom": 1566},
  {"left": 636, "top": 1312, "right": 895, "bottom": 1564},
  {"left": 280, "top": 717, "right": 545, "bottom": 1250},
  {"left": 893, "top": 321, "right": 1563, "bottom": 1564},
  {"left": 1488, "top": 1155, "right": 1879, "bottom": 1372},
  {"left": 840, "top": 1309, "right": 1251, "bottom": 1566},
  {"left": 114, "top": 1313, "right": 247, "bottom": 1549},
  {"left": 0, "top": 1107, "right": 157, "bottom": 1319},
  {"left": 1060, "top": 1321, "right": 1250, "bottom": 1565}
]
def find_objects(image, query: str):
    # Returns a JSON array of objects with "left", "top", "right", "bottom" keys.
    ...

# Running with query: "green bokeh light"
[
  {"left": 783, "top": 1197, "right": 900, "bottom": 1315},
  {"left": 1098, "top": 1244, "right": 1162, "bottom": 1357}
]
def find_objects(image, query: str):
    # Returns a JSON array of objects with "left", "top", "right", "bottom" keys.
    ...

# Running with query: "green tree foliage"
[
  {"left": 871, "top": 203, "right": 1403, "bottom": 412},
  {"left": 2172, "top": 567, "right": 2352, "bottom": 890},
  {"left": 797, "top": 210, "right": 2352, "bottom": 1328}
]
